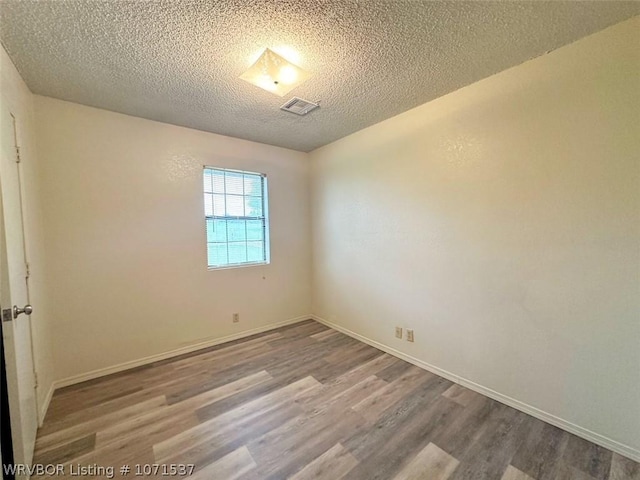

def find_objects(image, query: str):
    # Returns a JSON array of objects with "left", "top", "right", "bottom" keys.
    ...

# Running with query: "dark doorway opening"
[{"left": 1, "top": 315, "right": 16, "bottom": 480}]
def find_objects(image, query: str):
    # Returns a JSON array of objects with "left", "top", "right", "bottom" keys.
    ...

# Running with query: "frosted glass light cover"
[{"left": 240, "top": 48, "right": 311, "bottom": 97}]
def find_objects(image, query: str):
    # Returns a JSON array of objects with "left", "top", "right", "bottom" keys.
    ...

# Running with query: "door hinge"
[
  {"left": 25, "top": 262, "right": 31, "bottom": 279},
  {"left": 34, "top": 372, "right": 38, "bottom": 389},
  {"left": 15, "top": 146, "right": 21, "bottom": 163}
]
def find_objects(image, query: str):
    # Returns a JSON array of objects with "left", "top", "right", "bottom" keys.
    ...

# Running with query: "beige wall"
[
  {"left": 310, "top": 17, "right": 640, "bottom": 457},
  {"left": 34, "top": 97, "right": 311, "bottom": 383},
  {"left": 0, "top": 46, "right": 55, "bottom": 422}
]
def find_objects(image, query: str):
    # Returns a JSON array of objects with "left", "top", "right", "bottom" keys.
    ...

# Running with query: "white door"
[{"left": 0, "top": 104, "right": 38, "bottom": 471}]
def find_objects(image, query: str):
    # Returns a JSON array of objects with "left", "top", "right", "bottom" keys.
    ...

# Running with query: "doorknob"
[{"left": 13, "top": 304, "right": 33, "bottom": 319}]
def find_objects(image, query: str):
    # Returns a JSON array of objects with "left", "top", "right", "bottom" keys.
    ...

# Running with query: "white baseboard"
[
  {"left": 38, "top": 381, "right": 54, "bottom": 426},
  {"left": 311, "top": 314, "right": 640, "bottom": 463},
  {"left": 54, "top": 315, "right": 311, "bottom": 390}
]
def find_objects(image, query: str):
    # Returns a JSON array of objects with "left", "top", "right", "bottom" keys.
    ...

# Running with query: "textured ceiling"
[{"left": 0, "top": 1, "right": 638, "bottom": 152}]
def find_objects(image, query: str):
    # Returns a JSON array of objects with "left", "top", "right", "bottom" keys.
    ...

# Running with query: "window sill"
[{"left": 208, "top": 261, "right": 269, "bottom": 271}]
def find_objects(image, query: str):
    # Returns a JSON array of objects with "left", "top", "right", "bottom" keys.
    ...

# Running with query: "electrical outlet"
[
  {"left": 395, "top": 327, "right": 403, "bottom": 339},
  {"left": 406, "top": 329, "right": 414, "bottom": 342},
  {"left": 232, "top": 313, "right": 240, "bottom": 323}
]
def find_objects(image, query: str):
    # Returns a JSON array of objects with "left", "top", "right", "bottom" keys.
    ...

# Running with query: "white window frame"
[{"left": 203, "top": 166, "right": 270, "bottom": 270}]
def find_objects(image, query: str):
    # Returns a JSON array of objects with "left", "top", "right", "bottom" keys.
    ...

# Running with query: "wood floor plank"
[
  {"left": 96, "top": 370, "right": 272, "bottom": 447},
  {"left": 264, "top": 344, "right": 336, "bottom": 379},
  {"left": 313, "top": 349, "right": 386, "bottom": 384},
  {"left": 375, "top": 358, "right": 415, "bottom": 382},
  {"left": 62, "top": 411, "right": 200, "bottom": 470},
  {"left": 247, "top": 408, "right": 368, "bottom": 480},
  {"left": 244, "top": 375, "right": 386, "bottom": 470},
  {"left": 324, "top": 341, "right": 377, "bottom": 365},
  {"left": 352, "top": 365, "right": 432, "bottom": 421},
  {"left": 562, "top": 432, "right": 613, "bottom": 480},
  {"left": 35, "top": 395, "right": 167, "bottom": 454},
  {"left": 500, "top": 465, "right": 536, "bottom": 480},
  {"left": 143, "top": 336, "right": 276, "bottom": 387},
  {"left": 47, "top": 385, "right": 145, "bottom": 422},
  {"left": 189, "top": 446, "right": 257, "bottom": 480},
  {"left": 510, "top": 420, "right": 569, "bottom": 480},
  {"left": 41, "top": 335, "right": 279, "bottom": 433},
  {"left": 166, "top": 331, "right": 347, "bottom": 407},
  {"left": 34, "top": 433, "right": 96, "bottom": 465},
  {"left": 344, "top": 394, "right": 460, "bottom": 480},
  {"left": 48, "top": 335, "right": 280, "bottom": 414},
  {"left": 296, "top": 354, "right": 398, "bottom": 408},
  {"left": 266, "top": 323, "right": 328, "bottom": 347},
  {"left": 66, "top": 443, "right": 158, "bottom": 480},
  {"left": 310, "top": 329, "right": 340, "bottom": 341},
  {"left": 610, "top": 453, "right": 640, "bottom": 480},
  {"left": 161, "top": 402, "right": 304, "bottom": 474},
  {"left": 195, "top": 361, "right": 328, "bottom": 423},
  {"left": 32, "top": 320, "right": 639, "bottom": 480},
  {"left": 39, "top": 386, "right": 167, "bottom": 437},
  {"left": 289, "top": 443, "right": 358, "bottom": 480},
  {"left": 430, "top": 393, "right": 496, "bottom": 459},
  {"left": 303, "top": 374, "right": 389, "bottom": 415},
  {"left": 392, "top": 442, "right": 459, "bottom": 480},
  {"left": 441, "top": 384, "right": 481, "bottom": 407},
  {"left": 554, "top": 461, "right": 604, "bottom": 480},
  {"left": 344, "top": 374, "right": 454, "bottom": 462},
  {"left": 448, "top": 403, "right": 533, "bottom": 480},
  {"left": 153, "top": 376, "right": 321, "bottom": 461}
]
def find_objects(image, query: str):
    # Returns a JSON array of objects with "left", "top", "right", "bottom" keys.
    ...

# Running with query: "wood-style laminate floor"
[{"left": 34, "top": 320, "right": 639, "bottom": 480}]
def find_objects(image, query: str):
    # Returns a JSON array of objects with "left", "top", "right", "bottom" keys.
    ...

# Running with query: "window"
[{"left": 203, "top": 167, "right": 270, "bottom": 269}]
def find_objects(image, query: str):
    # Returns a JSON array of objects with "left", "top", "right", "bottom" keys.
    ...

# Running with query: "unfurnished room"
[{"left": 0, "top": 1, "right": 639, "bottom": 479}]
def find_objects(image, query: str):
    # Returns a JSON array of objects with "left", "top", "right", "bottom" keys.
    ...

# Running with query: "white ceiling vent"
[{"left": 280, "top": 97, "right": 319, "bottom": 116}]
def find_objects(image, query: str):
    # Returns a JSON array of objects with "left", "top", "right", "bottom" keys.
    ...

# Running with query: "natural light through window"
[{"left": 203, "top": 167, "right": 270, "bottom": 269}]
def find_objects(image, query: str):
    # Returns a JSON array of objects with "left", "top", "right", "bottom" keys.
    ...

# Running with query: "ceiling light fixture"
[{"left": 239, "top": 48, "right": 311, "bottom": 97}]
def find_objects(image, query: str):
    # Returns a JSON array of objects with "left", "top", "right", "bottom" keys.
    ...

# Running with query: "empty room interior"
[{"left": 0, "top": 1, "right": 639, "bottom": 479}]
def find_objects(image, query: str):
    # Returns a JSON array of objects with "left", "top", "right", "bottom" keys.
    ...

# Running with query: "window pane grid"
[{"left": 204, "top": 167, "right": 268, "bottom": 268}]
